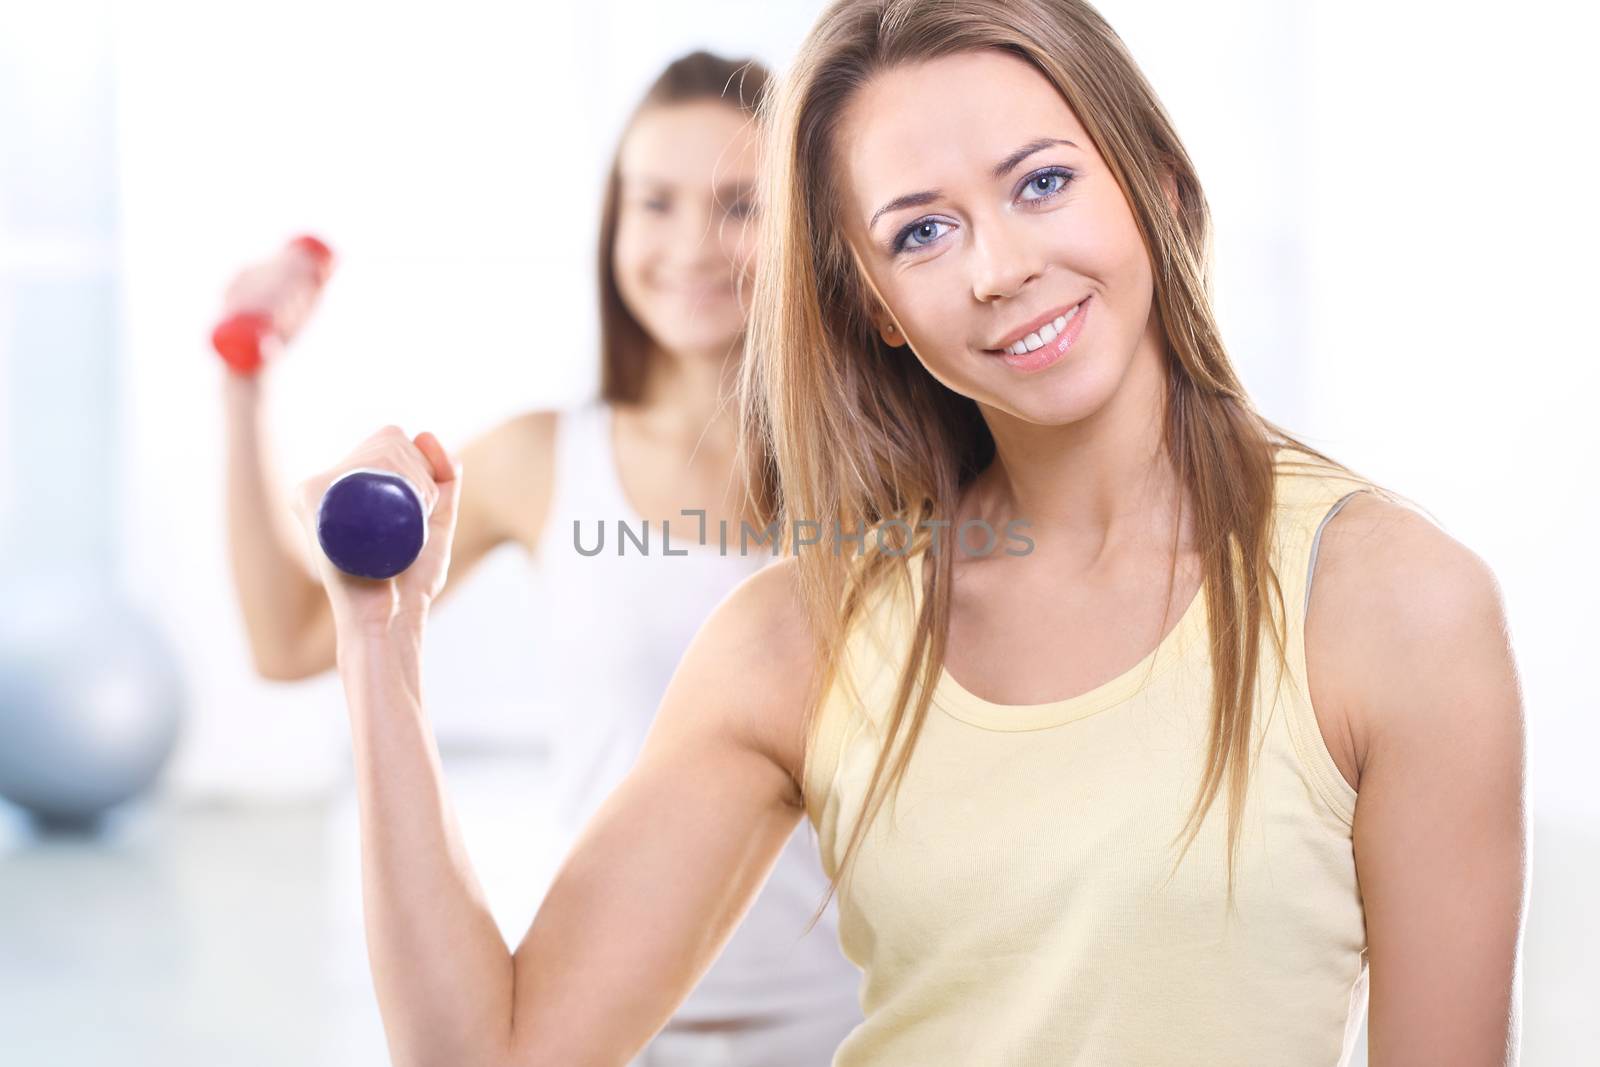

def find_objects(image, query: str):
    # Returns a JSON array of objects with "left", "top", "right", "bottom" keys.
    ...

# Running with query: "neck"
[
  {"left": 633, "top": 339, "right": 742, "bottom": 441},
  {"left": 968, "top": 334, "right": 1190, "bottom": 564}
]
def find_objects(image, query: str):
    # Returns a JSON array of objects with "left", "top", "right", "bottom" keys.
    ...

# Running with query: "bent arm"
[
  {"left": 224, "top": 371, "right": 332, "bottom": 679},
  {"left": 339, "top": 558, "right": 818, "bottom": 1067},
  {"left": 338, "top": 619, "right": 516, "bottom": 1066}
]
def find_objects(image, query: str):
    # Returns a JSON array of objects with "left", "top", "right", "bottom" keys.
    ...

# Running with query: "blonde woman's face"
[
  {"left": 614, "top": 100, "right": 759, "bottom": 358},
  {"left": 837, "top": 49, "right": 1167, "bottom": 424}
]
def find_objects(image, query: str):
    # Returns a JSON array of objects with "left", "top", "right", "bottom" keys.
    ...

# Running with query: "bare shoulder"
[
  {"left": 665, "top": 555, "right": 820, "bottom": 807},
  {"left": 455, "top": 409, "right": 561, "bottom": 551},
  {"left": 1306, "top": 490, "right": 1517, "bottom": 782}
]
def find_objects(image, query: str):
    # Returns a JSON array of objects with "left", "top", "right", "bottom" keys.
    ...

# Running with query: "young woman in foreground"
[
  {"left": 225, "top": 51, "right": 861, "bottom": 1066},
  {"left": 293, "top": 2, "right": 1527, "bottom": 1063}
]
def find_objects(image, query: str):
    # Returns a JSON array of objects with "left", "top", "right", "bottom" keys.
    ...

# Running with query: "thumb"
[
  {"left": 429, "top": 460, "right": 464, "bottom": 542},
  {"left": 412, "top": 430, "right": 453, "bottom": 483}
]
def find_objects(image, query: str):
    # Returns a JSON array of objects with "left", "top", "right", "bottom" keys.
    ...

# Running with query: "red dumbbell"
[{"left": 211, "top": 234, "right": 336, "bottom": 375}]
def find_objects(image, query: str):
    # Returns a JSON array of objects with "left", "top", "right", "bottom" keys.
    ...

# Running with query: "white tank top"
[{"left": 526, "top": 399, "right": 862, "bottom": 1023}]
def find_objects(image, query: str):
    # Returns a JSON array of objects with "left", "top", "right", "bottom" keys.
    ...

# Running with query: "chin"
[
  {"left": 648, "top": 323, "right": 744, "bottom": 358},
  {"left": 984, "top": 370, "right": 1120, "bottom": 427}
]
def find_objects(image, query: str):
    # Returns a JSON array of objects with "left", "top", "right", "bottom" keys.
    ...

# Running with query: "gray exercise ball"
[{"left": 0, "top": 573, "right": 185, "bottom": 830}]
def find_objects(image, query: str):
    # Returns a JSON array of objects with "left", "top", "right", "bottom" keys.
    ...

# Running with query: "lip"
[
  {"left": 983, "top": 297, "right": 1090, "bottom": 354},
  {"left": 659, "top": 284, "right": 734, "bottom": 298},
  {"left": 652, "top": 275, "right": 736, "bottom": 293},
  {"left": 989, "top": 295, "right": 1089, "bottom": 373}
]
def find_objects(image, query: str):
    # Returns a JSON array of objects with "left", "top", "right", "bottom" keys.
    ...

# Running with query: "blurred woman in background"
[{"left": 220, "top": 50, "right": 862, "bottom": 1066}]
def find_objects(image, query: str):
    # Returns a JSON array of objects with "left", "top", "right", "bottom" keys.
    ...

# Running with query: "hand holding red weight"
[{"left": 211, "top": 234, "right": 336, "bottom": 375}]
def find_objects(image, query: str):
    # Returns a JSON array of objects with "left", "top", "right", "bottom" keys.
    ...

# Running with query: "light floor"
[{"left": 0, "top": 751, "right": 568, "bottom": 1067}]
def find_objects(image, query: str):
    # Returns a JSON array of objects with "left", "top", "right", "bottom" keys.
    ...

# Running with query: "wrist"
[
  {"left": 336, "top": 607, "right": 430, "bottom": 650},
  {"left": 222, "top": 369, "right": 266, "bottom": 417},
  {"left": 334, "top": 612, "right": 429, "bottom": 722}
]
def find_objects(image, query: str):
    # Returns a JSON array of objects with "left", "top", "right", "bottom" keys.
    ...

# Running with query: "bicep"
[
  {"left": 505, "top": 562, "right": 814, "bottom": 1064},
  {"left": 1345, "top": 525, "right": 1527, "bottom": 1065}
]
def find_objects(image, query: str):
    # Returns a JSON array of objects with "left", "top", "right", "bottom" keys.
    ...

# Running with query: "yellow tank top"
[{"left": 804, "top": 448, "right": 1374, "bottom": 1066}]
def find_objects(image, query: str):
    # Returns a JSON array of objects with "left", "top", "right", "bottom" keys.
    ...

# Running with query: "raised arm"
[
  {"left": 1308, "top": 494, "right": 1527, "bottom": 1065},
  {"left": 295, "top": 423, "right": 821, "bottom": 1066}
]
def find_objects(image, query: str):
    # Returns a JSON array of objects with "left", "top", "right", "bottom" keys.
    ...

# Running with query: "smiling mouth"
[{"left": 984, "top": 297, "right": 1089, "bottom": 356}]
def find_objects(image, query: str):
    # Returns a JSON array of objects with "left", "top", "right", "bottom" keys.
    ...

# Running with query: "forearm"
[
  {"left": 222, "top": 372, "right": 330, "bottom": 676},
  {"left": 338, "top": 620, "right": 514, "bottom": 1067}
]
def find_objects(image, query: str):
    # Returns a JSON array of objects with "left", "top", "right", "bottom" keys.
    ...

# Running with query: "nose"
[
  {"left": 969, "top": 217, "right": 1044, "bottom": 302},
  {"left": 664, "top": 200, "right": 731, "bottom": 273}
]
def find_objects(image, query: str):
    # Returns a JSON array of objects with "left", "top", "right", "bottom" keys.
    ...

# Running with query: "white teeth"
[{"left": 999, "top": 300, "right": 1084, "bottom": 356}]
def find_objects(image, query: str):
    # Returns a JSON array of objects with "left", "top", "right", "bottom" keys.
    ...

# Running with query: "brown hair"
[
  {"left": 597, "top": 50, "right": 772, "bottom": 404},
  {"left": 737, "top": 0, "right": 1410, "bottom": 922}
]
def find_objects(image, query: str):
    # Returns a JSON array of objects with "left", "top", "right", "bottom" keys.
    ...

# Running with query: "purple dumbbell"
[{"left": 316, "top": 468, "right": 427, "bottom": 580}]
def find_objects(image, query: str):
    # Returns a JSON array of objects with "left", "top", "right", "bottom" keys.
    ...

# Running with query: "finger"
[
  {"left": 413, "top": 431, "right": 455, "bottom": 483},
  {"left": 364, "top": 426, "right": 437, "bottom": 508},
  {"left": 257, "top": 332, "right": 287, "bottom": 367},
  {"left": 387, "top": 434, "right": 440, "bottom": 515},
  {"left": 429, "top": 464, "right": 463, "bottom": 536}
]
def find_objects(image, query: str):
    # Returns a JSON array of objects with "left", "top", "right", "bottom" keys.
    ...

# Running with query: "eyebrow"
[
  {"left": 622, "top": 177, "right": 755, "bottom": 199},
  {"left": 621, "top": 173, "right": 673, "bottom": 189},
  {"left": 866, "top": 137, "right": 1079, "bottom": 233}
]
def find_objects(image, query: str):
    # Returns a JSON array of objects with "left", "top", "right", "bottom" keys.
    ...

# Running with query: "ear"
[
  {"left": 1160, "top": 167, "right": 1181, "bottom": 218},
  {"left": 874, "top": 312, "right": 908, "bottom": 349}
]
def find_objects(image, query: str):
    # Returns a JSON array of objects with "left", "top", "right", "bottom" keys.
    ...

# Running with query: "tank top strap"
[
  {"left": 1269, "top": 447, "right": 1380, "bottom": 629},
  {"left": 1266, "top": 446, "right": 1381, "bottom": 826},
  {"left": 570, "top": 399, "right": 631, "bottom": 512}
]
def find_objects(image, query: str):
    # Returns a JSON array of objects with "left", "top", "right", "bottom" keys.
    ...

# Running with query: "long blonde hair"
[{"left": 738, "top": 0, "right": 1401, "bottom": 918}]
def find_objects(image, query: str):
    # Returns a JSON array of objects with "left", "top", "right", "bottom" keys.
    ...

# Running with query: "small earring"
[{"left": 885, "top": 323, "right": 898, "bottom": 336}]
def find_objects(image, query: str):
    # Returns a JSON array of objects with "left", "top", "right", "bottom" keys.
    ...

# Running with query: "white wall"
[
  {"left": 1291, "top": 4, "right": 1599, "bottom": 1057},
  {"left": 1301, "top": 0, "right": 1599, "bottom": 826}
]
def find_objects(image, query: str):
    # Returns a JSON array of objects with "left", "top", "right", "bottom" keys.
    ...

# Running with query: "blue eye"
[
  {"left": 892, "top": 217, "right": 952, "bottom": 254},
  {"left": 1019, "top": 167, "right": 1075, "bottom": 202}
]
